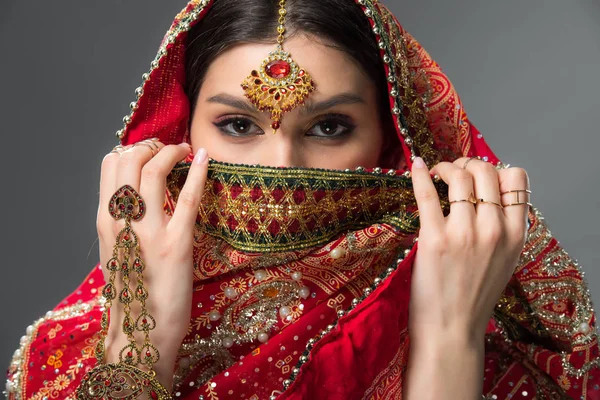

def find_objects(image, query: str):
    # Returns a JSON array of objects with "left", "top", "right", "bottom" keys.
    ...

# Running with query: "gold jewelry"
[
  {"left": 132, "top": 141, "right": 158, "bottom": 157},
  {"left": 76, "top": 364, "right": 171, "bottom": 400},
  {"left": 110, "top": 144, "right": 126, "bottom": 154},
  {"left": 501, "top": 189, "right": 532, "bottom": 207},
  {"left": 462, "top": 156, "right": 481, "bottom": 169},
  {"left": 449, "top": 192, "right": 477, "bottom": 205},
  {"left": 241, "top": 0, "right": 315, "bottom": 134},
  {"left": 475, "top": 198, "right": 503, "bottom": 209},
  {"left": 76, "top": 185, "right": 171, "bottom": 399}
]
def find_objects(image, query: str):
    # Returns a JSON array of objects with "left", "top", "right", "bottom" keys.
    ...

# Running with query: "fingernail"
[
  {"left": 179, "top": 142, "right": 191, "bottom": 148},
  {"left": 412, "top": 157, "right": 426, "bottom": 169},
  {"left": 194, "top": 148, "right": 208, "bottom": 164}
]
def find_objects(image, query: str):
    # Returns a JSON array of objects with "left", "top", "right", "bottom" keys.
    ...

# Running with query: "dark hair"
[{"left": 184, "top": 0, "right": 401, "bottom": 167}]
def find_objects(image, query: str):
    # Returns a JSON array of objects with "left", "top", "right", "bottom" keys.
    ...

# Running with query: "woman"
[{"left": 5, "top": 0, "right": 599, "bottom": 398}]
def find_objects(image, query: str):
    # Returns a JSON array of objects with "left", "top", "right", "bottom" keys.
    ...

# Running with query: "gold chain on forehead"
[{"left": 241, "top": 0, "right": 316, "bottom": 134}]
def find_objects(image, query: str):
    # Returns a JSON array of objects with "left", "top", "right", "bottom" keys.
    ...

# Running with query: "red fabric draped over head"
[
  {"left": 116, "top": 0, "right": 497, "bottom": 170},
  {"left": 6, "top": 1, "right": 600, "bottom": 399}
]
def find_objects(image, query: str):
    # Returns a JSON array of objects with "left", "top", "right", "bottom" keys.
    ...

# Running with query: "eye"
[
  {"left": 213, "top": 116, "right": 265, "bottom": 137},
  {"left": 306, "top": 114, "right": 356, "bottom": 138}
]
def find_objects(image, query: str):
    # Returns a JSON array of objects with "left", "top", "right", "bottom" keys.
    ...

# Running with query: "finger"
[
  {"left": 498, "top": 167, "right": 530, "bottom": 235},
  {"left": 116, "top": 142, "right": 164, "bottom": 193},
  {"left": 411, "top": 157, "right": 444, "bottom": 229},
  {"left": 98, "top": 144, "right": 134, "bottom": 281},
  {"left": 98, "top": 144, "right": 135, "bottom": 228},
  {"left": 430, "top": 161, "right": 476, "bottom": 223},
  {"left": 459, "top": 158, "right": 503, "bottom": 216},
  {"left": 169, "top": 148, "right": 209, "bottom": 238},
  {"left": 138, "top": 142, "right": 192, "bottom": 220}
]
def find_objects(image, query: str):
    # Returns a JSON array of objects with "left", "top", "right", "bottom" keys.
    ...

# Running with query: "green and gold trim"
[{"left": 166, "top": 161, "right": 448, "bottom": 253}]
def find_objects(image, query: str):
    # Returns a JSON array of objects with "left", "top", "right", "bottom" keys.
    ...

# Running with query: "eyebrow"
[
  {"left": 206, "top": 92, "right": 366, "bottom": 116},
  {"left": 300, "top": 93, "right": 365, "bottom": 116},
  {"left": 206, "top": 93, "right": 258, "bottom": 114}
]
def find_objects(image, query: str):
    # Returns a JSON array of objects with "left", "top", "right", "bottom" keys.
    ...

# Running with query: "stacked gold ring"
[
  {"left": 110, "top": 144, "right": 126, "bottom": 154},
  {"left": 132, "top": 138, "right": 160, "bottom": 157},
  {"left": 501, "top": 189, "right": 532, "bottom": 207}
]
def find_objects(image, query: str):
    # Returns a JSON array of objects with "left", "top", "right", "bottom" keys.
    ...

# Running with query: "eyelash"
[{"left": 212, "top": 113, "right": 356, "bottom": 138}]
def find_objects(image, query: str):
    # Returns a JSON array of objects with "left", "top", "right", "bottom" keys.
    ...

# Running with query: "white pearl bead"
[
  {"left": 20, "top": 335, "right": 27, "bottom": 345},
  {"left": 26, "top": 325, "right": 34, "bottom": 335},
  {"left": 13, "top": 349, "right": 21, "bottom": 360},
  {"left": 279, "top": 306, "right": 291, "bottom": 319},
  {"left": 257, "top": 332, "right": 269, "bottom": 343},
  {"left": 6, "top": 380, "right": 14, "bottom": 393},
  {"left": 291, "top": 271, "right": 303, "bottom": 281},
  {"left": 208, "top": 310, "right": 222, "bottom": 321},
  {"left": 298, "top": 286, "right": 311, "bottom": 299},
  {"left": 578, "top": 322, "right": 591, "bottom": 334},
  {"left": 254, "top": 269, "right": 267, "bottom": 281},
  {"left": 330, "top": 247, "right": 346, "bottom": 260},
  {"left": 222, "top": 337, "right": 234, "bottom": 348},
  {"left": 224, "top": 287, "right": 238, "bottom": 299}
]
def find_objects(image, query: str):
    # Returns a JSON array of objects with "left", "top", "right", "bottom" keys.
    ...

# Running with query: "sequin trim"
[{"left": 4, "top": 298, "right": 99, "bottom": 400}]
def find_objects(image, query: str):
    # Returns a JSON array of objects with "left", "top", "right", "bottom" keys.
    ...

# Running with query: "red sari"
[{"left": 6, "top": 0, "right": 600, "bottom": 399}]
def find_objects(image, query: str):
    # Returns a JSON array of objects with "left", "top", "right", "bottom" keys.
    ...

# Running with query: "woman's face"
[{"left": 190, "top": 34, "right": 387, "bottom": 170}]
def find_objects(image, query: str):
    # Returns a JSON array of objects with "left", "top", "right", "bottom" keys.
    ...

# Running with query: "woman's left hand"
[{"left": 404, "top": 156, "right": 530, "bottom": 399}]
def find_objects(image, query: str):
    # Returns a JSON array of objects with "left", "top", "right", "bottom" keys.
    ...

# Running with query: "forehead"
[{"left": 198, "top": 34, "right": 375, "bottom": 101}]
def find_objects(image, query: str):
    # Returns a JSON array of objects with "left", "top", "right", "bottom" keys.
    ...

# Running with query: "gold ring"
[
  {"left": 462, "top": 156, "right": 481, "bottom": 170},
  {"left": 501, "top": 189, "right": 532, "bottom": 207},
  {"left": 141, "top": 139, "right": 160, "bottom": 152},
  {"left": 449, "top": 192, "right": 477, "bottom": 205},
  {"left": 132, "top": 142, "right": 158, "bottom": 157},
  {"left": 475, "top": 198, "right": 503, "bottom": 209},
  {"left": 110, "top": 145, "right": 125, "bottom": 154}
]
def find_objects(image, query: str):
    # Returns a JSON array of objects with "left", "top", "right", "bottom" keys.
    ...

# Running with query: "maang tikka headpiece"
[{"left": 241, "top": 0, "right": 316, "bottom": 134}]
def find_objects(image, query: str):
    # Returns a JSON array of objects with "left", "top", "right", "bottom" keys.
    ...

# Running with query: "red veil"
[{"left": 6, "top": 0, "right": 600, "bottom": 399}]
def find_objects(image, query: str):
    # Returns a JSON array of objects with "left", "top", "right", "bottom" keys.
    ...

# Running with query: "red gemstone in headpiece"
[{"left": 265, "top": 60, "right": 291, "bottom": 79}]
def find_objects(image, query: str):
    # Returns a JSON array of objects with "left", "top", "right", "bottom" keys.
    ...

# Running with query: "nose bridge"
[{"left": 267, "top": 131, "right": 300, "bottom": 167}]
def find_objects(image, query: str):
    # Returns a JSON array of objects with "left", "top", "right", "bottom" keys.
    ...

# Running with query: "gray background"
[{"left": 1, "top": 0, "right": 599, "bottom": 369}]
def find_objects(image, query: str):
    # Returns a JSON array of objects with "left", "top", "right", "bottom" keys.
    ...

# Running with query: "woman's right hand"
[{"left": 96, "top": 139, "right": 209, "bottom": 389}]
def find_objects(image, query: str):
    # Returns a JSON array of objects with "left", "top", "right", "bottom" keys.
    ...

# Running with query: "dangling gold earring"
[{"left": 241, "top": 0, "right": 316, "bottom": 134}]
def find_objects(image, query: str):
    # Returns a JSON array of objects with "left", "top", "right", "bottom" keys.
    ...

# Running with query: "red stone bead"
[
  {"left": 265, "top": 60, "right": 291, "bottom": 79},
  {"left": 150, "top": 391, "right": 158, "bottom": 400},
  {"left": 104, "top": 379, "right": 111, "bottom": 386},
  {"left": 127, "top": 351, "right": 132, "bottom": 357},
  {"left": 271, "top": 121, "right": 281, "bottom": 130}
]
